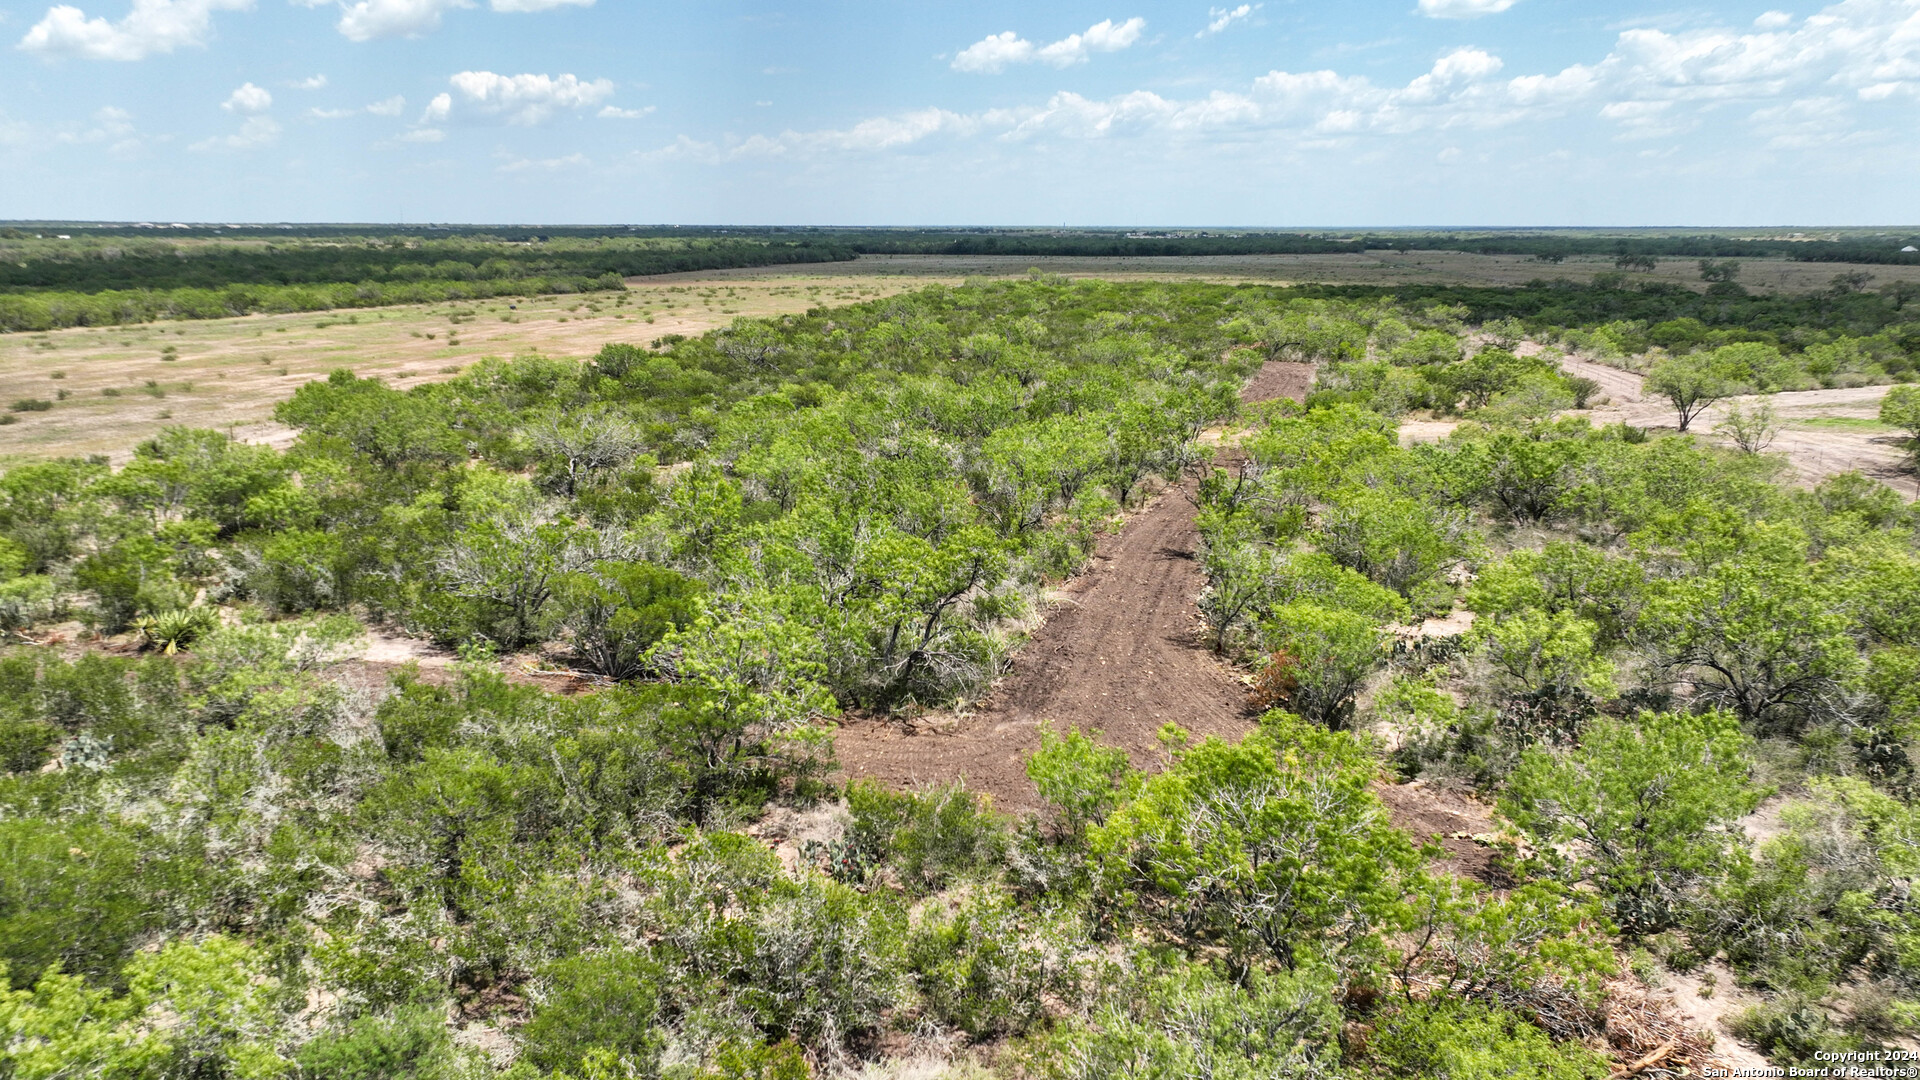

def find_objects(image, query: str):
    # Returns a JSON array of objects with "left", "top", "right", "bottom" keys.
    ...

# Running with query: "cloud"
[
  {"left": 56, "top": 103, "right": 144, "bottom": 153},
  {"left": 647, "top": 108, "right": 979, "bottom": 163},
  {"left": 191, "top": 113, "right": 279, "bottom": 150},
  {"left": 1417, "top": 0, "right": 1522, "bottom": 18},
  {"left": 308, "top": 95, "right": 405, "bottom": 120},
  {"left": 0, "top": 110, "right": 31, "bottom": 148},
  {"left": 291, "top": 73, "right": 327, "bottom": 90},
  {"left": 443, "top": 70, "right": 614, "bottom": 124},
  {"left": 698, "top": 42, "right": 1554, "bottom": 159},
  {"left": 952, "top": 31, "right": 1031, "bottom": 74},
  {"left": 421, "top": 92, "right": 451, "bottom": 123},
  {"left": 1199, "top": 4, "right": 1257, "bottom": 37},
  {"left": 1749, "top": 94, "right": 1852, "bottom": 146},
  {"left": 1754, "top": 10, "right": 1794, "bottom": 29},
  {"left": 330, "top": 0, "right": 468, "bottom": 41},
  {"left": 222, "top": 81, "right": 271, "bottom": 113},
  {"left": 398, "top": 126, "right": 444, "bottom": 142},
  {"left": 299, "top": 0, "right": 586, "bottom": 40},
  {"left": 598, "top": 105, "right": 653, "bottom": 119},
  {"left": 18, "top": 0, "right": 253, "bottom": 60},
  {"left": 952, "top": 16, "right": 1146, "bottom": 73},
  {"left": 497, "top": 151, "right": 587, "bottom": 171}
]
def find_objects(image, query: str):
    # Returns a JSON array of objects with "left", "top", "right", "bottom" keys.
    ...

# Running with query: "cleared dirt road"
[{"left": 833, "top": 362, "right": 1313, "bottom": 811}]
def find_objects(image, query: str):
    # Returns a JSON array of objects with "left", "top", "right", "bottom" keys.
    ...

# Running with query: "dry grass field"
[
  {"left": 3, "top": 250, "right": 1915, "bottom": 463},
  {"left": 0, "top": 274, "right": 937, "bottom": 463}
]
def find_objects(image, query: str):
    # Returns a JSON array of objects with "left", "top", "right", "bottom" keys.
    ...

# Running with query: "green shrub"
[
  {"left": 0, "top": 817, "right": 169, "bottom": 986},
  {"left": 1025, "top": 725, "right": 1134, "bottom": 841},
  {"left": 249, "top": 529, "right": 350, "bottom": 613},
  {"left": 846, "top": 780, "right": 1007, "bottom": 893},
  {"left": 1364, "top": 1000, "right": 1609, "bottom": 1079},
  {"left": 295, "top": 1007, "right": 456, "bottom": 1080},
  {"left": 1025, "top": 963, "right": 1341, "bottom": 1080},
  {"left": 593, "top": 342, "right": 647, "bottom": 379},
  {"left": 73, "top": 539, "right": 183, "bottom": 634},
  {"left": 551, "top": 561, "right": 703, "bottom": 680},
  {"left": 520, "top": 950, "right": 665, "bottom": 1076},
  {"left": 909, "top": 892, "right": 1086, "bottom": 1039},
  {"left": 1726, "top": 998, "right": 1865, "bottom": 1067},
  {"left": 0, "top": 575, "right": 59, "bottom": 636},
  {"left": 0, "top": 716, "right": 57, "bottom": 773}
]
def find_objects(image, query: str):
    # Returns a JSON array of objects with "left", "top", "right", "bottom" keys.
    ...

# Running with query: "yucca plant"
[{"left": 133, "top": 606, "right": 220, "bottom": 654}]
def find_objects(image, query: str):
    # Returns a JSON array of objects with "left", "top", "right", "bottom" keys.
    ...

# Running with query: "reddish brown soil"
[
  {"left": 832, "top": 362, "right": 1312, "bottom": 812},
  {"left": 1373, "top": 781, "right": 1506, "bottom": 886},
  {"left": 1239, "top": 360, "right": 1315, "bottom": 404}
]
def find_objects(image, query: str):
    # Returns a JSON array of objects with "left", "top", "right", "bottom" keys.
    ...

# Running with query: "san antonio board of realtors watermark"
[{"left": 1704, "top": 1052, "right": 1919, "bottom": 1078}]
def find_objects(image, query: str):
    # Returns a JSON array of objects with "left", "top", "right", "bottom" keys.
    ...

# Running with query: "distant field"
[
  {"left": 0, "top": 275, "right": 936, "bottom": 463},
  {"left": 3, "top": 250, "right": 1915, "bottom": 462}
]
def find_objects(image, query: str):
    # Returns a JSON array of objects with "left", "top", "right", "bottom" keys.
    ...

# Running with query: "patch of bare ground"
[
  {"left": 1652, "top": 962, "right": 1775, "bottom": 1073},
  {"left": 1596, "top": 970, "right": 1760, "bottom": 1077},
  {"left": 1371, "top": 780, "right": 1506, "bottom": 885},
  {"left": 1559, "top": 356, "right": 1916, "bottom": 497},
  {"left": 1397, "top": 418, "right": 1461, "bottom": 446},
  {"left": 1239, "top": 359, "right": 1315, "bottom": 403},
  {"left": 832, "top": 362, "right": 1313, "bottom": 813}
]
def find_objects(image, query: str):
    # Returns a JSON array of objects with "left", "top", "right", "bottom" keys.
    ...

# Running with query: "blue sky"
[{"left": 2, "top": 0, "right": 1917, "bottom": 224}]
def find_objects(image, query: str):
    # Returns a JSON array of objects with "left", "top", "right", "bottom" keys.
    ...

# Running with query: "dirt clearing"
[{"left": 1559, "top": 358, "right": 1915, "bottom": 495}]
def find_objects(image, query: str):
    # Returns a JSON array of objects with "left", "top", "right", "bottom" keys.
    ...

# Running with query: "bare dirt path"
[
  {"left": 833, "top": 362, "right": 1313, "bottom": 811},
  {"left": 1560, "top": 357, "right": 1914, "bottom": 494}
]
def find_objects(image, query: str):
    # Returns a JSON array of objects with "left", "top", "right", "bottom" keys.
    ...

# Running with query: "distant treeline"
[
  {"left": 837, "top": 230, "right": 1920, "bottom": 265},
  {"left": 682, "top": 227, "right": 1920, "bottom": 265},
  {"left": 0, "top": 236, "right": 851, "bottom": 295},
  {"left": 0, "top": 275, "right": 628, "bottom": 333},
  {"left": 839, "top": 232, "right": 1365, "bottom": 257},
  {"left": 1345, "top": 232, "right": 1920, "bottom": 265},
  {"left": 10, "top": 225, "right": 1918, "bottom": 268},
  {"left": 1282, "top": 277, "right": 1920, "bottom": 342}
]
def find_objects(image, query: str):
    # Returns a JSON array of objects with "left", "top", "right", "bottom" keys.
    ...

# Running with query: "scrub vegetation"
[{"left": 2, "top": 269, "right": 1919, "bottom": 1077}]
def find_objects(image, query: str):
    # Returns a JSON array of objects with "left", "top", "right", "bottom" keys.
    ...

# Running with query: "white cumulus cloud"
[
  {"left": 720, "top": 0, "right": 1920, "bottom": 162},
  {"left": 309, "top": 95, "right": 405, "bottom": 120},
  {"left": 291, "top": 73, "right": 327, "bottom": 90},
  {"left": 598, "top": 105, "right": 653, "bottom": 119},
  {"left": 331, "top": 0, "right": 468, "bottom": 41},
  {"left": 18, "top": 0, "right": 253, "bottom": 60},
  {"left": 1417, "top": 0, "right": 1522, "bottom": 18},
  {"left": 444, "top": 69, "right": 614, "bottom": 123},
  {"left": 298, "top": 0, "right": 587, "bottom": 40},
  {"left": 1199, "top": 4, "right": 1257, "bottom": 37},
  {"left": 952, "top": 17, "right": 1146, "bottom": 73},
  {"left": 497, "top": 151, "right": 588, "bottom": 171},
  {"left": 56, "top": 104, "right": 135, "bottom": 143},
  {"left": 221, "top": 81, "right": 271, "bottom": 113},
  {"left": 191, "top": 113, "right": 278, "bottom": 150}
]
